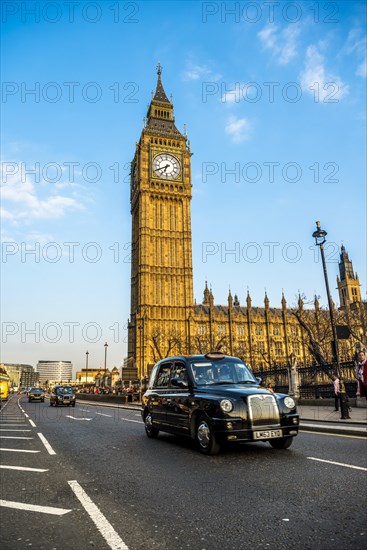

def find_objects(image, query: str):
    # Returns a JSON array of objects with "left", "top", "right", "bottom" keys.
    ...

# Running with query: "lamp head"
[{"left": 312, "top": 220, "right": 327, "bottom": 245}]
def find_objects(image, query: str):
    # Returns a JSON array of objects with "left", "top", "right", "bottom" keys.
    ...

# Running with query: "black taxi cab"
[
  {"left": 142, "top": 353, "right": 299, "bottom": 455},
  {"left": 49, "top": 385, "right": 76, "bottom": 407}
]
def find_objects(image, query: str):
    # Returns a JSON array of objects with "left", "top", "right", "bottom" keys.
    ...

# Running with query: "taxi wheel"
[
  {"left": 72, "top": 403, "right": 75, "bottom": 407},
  {"left": 269, "top": 436, "right": 293, "bottom": 449},
  {"left": 196, "top": 417, "right": 220, "bottom": 455},
  {"left": 50, "top": 402, "right": 53, "bottom": 407},
  {"left": 144, "top": 412, "right": 159, "bottom": 438}
]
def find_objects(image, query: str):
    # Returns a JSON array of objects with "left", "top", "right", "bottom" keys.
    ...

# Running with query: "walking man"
[{"left": 332, "top": 373, "right": 340, "bottom": 412}]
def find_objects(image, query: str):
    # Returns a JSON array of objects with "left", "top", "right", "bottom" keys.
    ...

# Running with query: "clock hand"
[{"left": 157, "top": 164, "right": 170, "bottom": 172}]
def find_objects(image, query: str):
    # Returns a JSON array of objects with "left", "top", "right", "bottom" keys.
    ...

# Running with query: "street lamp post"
[
  {"left": 85, "top": 351, "right": 89, "bottom": 384},
  {"left": 104, "top": 342, "right": 108, "bottom": 386},
  {"left": 138, "top": 323, "right": 144, "bottom": 378},
  {"left": 312, "top": 221, "right": 340, "bottom": 373}
]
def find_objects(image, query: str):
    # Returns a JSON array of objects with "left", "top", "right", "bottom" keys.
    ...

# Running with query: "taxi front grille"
[{"left": 248, "top": 395, "right": 280, "bottom": 427}]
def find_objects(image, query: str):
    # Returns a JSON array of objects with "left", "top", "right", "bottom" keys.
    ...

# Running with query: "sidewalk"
[
  {"left": 297, "top": 404, "right": 367, "bottom": 424},
  {"left": 297, "top": 404, "right": 367, "bottom": 437}
]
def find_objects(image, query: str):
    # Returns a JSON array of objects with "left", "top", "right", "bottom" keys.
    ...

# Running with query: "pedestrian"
[
  {"left": 356, "top": 350, "right": 367, "bottom": 399},
  {"left": 332, "top": 373, "right": 340, "bottom": 411},
  {"left": 339, "top": 376, "right": 351, "bottom": 420},
  {"left": 266, "top": 382, "right": 274, "bottom": 393}
]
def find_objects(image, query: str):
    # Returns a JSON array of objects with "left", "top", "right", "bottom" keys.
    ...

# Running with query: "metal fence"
[{"left": 254, "top": 361, "right": 358, "bottom": 399}]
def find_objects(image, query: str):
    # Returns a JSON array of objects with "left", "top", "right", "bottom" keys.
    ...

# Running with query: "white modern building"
[{"left": 36, "top": 360, "right": 73, "bottom": 384}]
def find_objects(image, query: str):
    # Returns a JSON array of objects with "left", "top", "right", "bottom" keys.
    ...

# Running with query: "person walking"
[
  {"left": 356, "top": 350, "right": 367, "bottom": 399},
  {"left": 339, "top": 376, "right": 351, "bottom": 420},
  {"left": 332, "top": 374, "right": 340, "bottom": 412}
]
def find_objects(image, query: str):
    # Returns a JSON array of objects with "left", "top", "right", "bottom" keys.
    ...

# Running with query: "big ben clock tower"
[{"left": 128, "top": 64, "right": 194, "bottom": 377}]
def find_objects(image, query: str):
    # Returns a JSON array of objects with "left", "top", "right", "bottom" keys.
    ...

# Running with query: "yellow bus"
[{"left": 0, "top": 370, "right": 10, "bottom": 401}]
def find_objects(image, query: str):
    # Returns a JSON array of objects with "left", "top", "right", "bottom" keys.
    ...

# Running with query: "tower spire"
[
  {"left": 145, "top": 65, "right": 183, "bottom": 138},
  {"left": 152, "top": 62, "right": 171, "bottom": 104}
]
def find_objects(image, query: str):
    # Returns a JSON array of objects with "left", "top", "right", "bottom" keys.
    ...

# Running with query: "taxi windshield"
[
  {"left": 189, "top": 360, "right": 256, "bottom": 385},
  {"left": 56, "top": 386, "right": 74, "bottom": 395}
]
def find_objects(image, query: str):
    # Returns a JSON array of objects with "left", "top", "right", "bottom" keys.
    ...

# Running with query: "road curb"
[{"left": 300, "top": 422, "right": 367, "bottom": 437}]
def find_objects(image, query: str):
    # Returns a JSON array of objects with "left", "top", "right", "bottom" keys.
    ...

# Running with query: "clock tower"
[{"left": 128, "top": 64, "right": 194, "bottom": 377}]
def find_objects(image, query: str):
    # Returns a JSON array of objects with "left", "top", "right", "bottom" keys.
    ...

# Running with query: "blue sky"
[{"left": 1, "top": 1, "right": 366, "bottom": 375}]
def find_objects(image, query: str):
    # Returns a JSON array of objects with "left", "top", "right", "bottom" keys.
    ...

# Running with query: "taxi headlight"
[
  {"left": 284, "top": 396, "right": 295, "bottom": 409},
  {"left": 220, "top": 399, "right": 233, "bottom": 413}
]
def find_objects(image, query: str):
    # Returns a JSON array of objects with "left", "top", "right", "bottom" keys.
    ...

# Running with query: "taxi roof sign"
[{"left": 204, "top": 352, "right": 225, "bottom": 360}]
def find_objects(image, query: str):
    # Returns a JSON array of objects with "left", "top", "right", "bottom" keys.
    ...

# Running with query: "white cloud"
[
  {"left": 183, "top": 64, "right": 221, "bottom": 82},
  {"left": 300, "top": 45, "right": 349, "bottom": 101},
  {"left": 0, "top": 163, "right": 84, "bottom": 223},
  {"left": 356, "top": 59, "right": 367, "bottom": 78},
  {"left": 343, "top": 27, "right": 366, "bottom": 79},
  {"left": 258, "top": 24, "right": 300, "bottom": 65},
  {"left": 225, "top": 116, "right": 250, "bottom": 143}
]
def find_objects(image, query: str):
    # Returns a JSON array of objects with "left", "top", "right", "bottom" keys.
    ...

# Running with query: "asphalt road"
[{"left": 1, "top": 395, "right": 366, "bottom": 550}]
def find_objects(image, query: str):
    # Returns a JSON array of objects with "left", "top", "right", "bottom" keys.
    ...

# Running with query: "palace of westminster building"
[{"left": 127, "top": 66, "right": 366, "bottom": 378}]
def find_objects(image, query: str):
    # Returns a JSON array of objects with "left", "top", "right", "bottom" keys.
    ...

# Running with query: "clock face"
[{"left": 153, "top": 153, "right": 181, "bottom": 180}]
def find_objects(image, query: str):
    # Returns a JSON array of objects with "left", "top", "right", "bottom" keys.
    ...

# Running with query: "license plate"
[{"left": 254, "top": 429, "right": 282, "bottom": 440}]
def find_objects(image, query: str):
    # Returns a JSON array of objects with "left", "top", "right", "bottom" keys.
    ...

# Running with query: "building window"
[
  {"left": 237, "top": 326, "right": 245, "bottom": 337},
  {"left": 197, "top": 325, "right": 206, "bottom": 336},
  {"left": 255, "top": 325, "right": 263, "bottom": 336},
  {"left": 217, "top": 324, "right": 226, "bottom": 335},
  {"left": 274, "top": 342, "right": 283, "bottom": 355},
  {"left": 258, "top": 342, "right": 265, "bottom": 354},
  {"left": 273, "top": 326, "right": 280, "bottom": 336}
]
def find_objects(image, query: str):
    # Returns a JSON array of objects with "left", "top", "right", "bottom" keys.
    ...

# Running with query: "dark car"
[
  {"left": 28, "top": 387, "right": 45, "bottom": 402},
  {"left": 50, "top": 385, "right": 76, "bottom": 407},
  {"left": 142, "top": 353, "right": 299, "bottom": 455}
]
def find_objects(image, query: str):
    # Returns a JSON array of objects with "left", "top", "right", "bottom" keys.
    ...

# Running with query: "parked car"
[
  {"left": 142, "top": 352, "right": 299, "bottom": 455},
  {"left": 28, "top": 387, "right": 45, "bottom": 402},
  {"left": 49, "top": 386, "right": 76, "bottom": 407}
]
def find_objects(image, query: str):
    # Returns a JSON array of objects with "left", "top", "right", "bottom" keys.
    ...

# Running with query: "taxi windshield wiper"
[
  {"left": 237, "top": 380, "right": 256, "bottom": 384},
  {"left": 211, "top": 381, "right": 237, "bottom": 385}
]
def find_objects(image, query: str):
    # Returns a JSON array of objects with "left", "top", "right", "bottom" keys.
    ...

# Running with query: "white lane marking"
[
  {"left": 120, "top": 418, "right": 142, "bottom": 424},
  {"left": 95, "top": 413, "right": 112, "bottom": 417},
  {"left": 301, "top": 430, "right": 366, "bottom": 440},
  {"left": 68, "top": 480, "right": 129, "bottom": 550},
  {"left": 0, "top": 448, "right": 40, "bottom": 453},
  {"left": 29, "top": 419, "right": 36, "bottom": 427},
  {"left": 37, "top": 433, "right": 56, "bottom": 455},
  {"left": 0, "top": 465, "right": 48, "bottom": 472},
  {"left": 0, "top": 499, "right": 71, "bottom": 515},
  {"left": 0, "top": 429, "right": 31, "bottom": 432},
  {"left": 307, "top": 457, "right": 367, "bottom": 471},
  {"left": 65, "top": 416, "right": 92, "bottom": 421},
  {"left": 0, "top": 436, "right": 34, "bottom": 440},
  {"left": 0, "top": 422, "right": 28, "bottom": 427},
  {"left": 23, "top": 414, "right": 29, "bottom": 418}
]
